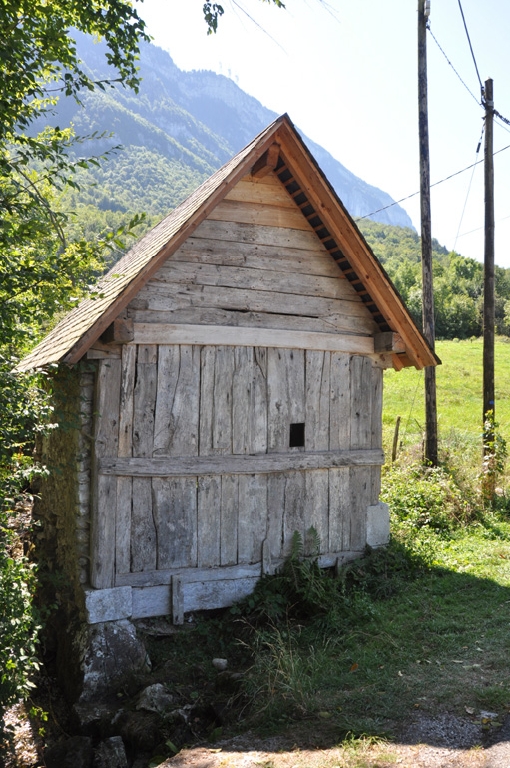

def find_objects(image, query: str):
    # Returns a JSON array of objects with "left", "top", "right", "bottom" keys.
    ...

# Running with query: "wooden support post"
[
  {"left": 483, "top": 78, "right": 495, "bottom": 445},
  {"left": 418, "top": 0, "right": 438, "bottom": 465}
]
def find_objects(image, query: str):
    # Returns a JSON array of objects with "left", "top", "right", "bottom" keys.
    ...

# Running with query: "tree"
[
  {"left": 0, "top": 1, "right": 150, "bottom": 351},
  {"left": 0, "top": 0, "right": 149, "bottom": 719},
  {"left": 203, "top": 0, "right": 285, "bottom": 33}
]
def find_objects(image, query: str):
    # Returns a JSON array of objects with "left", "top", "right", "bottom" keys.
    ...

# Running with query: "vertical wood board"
[
  {"left": 197, "top": 475, "right": 221, "bottom": 567},
  {"left": 152, "top": 476, "right": 198, "bottom": 569},
  {"left": 154, "top": 345, "right": 200, "bottom": 457},
  {"left": 91, "top": 358, "right": 122, "bottom": 588}
]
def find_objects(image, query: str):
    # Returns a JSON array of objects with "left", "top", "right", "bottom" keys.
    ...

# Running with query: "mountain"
[{"left": 46, "top": 33, "right": 413, "bottom": 230}]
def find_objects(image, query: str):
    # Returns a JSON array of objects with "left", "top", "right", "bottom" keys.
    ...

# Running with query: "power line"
[
  {"left": 356, "top": 141, "right": 510, "bottom": 222},
  {"left": 454, "top": 125, "right": 484, "bottom": 250},
  {"left": 457, "top": 0, "right": 483, "bottom": 96},
  {"left": 427, "top": 25, "right": 480, "bottom": 107}
]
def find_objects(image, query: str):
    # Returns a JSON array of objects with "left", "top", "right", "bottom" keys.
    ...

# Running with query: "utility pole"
[
  {"left": 483, "top": 78, "right": 495, "bottom": 449},
  {"left": 418, "top": 0, "right": 438, "bottom": 465}
]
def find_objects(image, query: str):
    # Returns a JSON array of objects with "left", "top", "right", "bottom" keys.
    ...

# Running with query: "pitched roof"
[{"left": 17, "top": 114, "right": 439, "bottom": 372}]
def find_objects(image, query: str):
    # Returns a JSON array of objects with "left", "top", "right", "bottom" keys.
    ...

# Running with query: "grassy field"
[{"left": 383, "top": 337, "right": 510, "bottom": 475}]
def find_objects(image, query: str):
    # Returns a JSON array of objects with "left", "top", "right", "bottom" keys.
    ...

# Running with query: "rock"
[
  {"left": 215, "top": 670, "right": 244, "bottom": 693},
  {"left": 77, "top": 619, "right": 151, "bottom": 703},
  {"left": 93, "top": 736, "right": 128, "bottom": 768},
  {"left": 115, "top": 710, "right": 161, "bottom": 753},
  {"left": 212, "top": 658, "right": 228, "bottom": 671},
  {"left": 44, "top": 735, "right": 93, "bottom": 768},
  {"left": 136, "top": 683, "right": 174, "bottom": 714}
]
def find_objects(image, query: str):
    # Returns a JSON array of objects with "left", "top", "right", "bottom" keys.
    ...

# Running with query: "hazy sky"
[{"left": 138, "top": 0, "right": 510, "bottom": 268}]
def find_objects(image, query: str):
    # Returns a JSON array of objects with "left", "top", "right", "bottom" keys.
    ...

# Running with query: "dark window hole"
[{"left": 289, "top": 422, "right": 305, "bottom": 448}]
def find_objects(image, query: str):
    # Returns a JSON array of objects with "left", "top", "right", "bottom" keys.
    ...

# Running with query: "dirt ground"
[
  {"left": 5, "top": 704, "right": 510, "bottom": 768},
  {"left": 160, "top": 714, "right": 510, "bottom": 768}
]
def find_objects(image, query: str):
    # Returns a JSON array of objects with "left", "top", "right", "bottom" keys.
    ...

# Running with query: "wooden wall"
[
  {"left": 91, "top": 346, "right": 383, "bottom": 590},
  {"left": 88, "top": 171, "right": 385, "bottom": 616}
]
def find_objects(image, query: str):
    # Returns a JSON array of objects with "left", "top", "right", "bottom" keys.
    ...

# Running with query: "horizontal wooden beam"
[
  {"left": 374, "top": 331, "right": 405, "bottom": 353},
  {"left": 101, "top": 317, "right": 134, "bottom": 344},
  {"left": 99, "top": 448, "right": 384, "bottom": 478},
  {"left": 251, "top": 143, "right": 280, "bottom": 178},
  {"left": 115, "top": 549, "right": 365, "bottom": 590},
  {"left": 132, "top": 323, "right": 374, "bottom": 355}
]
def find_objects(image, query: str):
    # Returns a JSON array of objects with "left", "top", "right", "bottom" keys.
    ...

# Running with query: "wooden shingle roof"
[{"left": 18, "top": 114, "right": 439, "bottom": 372}]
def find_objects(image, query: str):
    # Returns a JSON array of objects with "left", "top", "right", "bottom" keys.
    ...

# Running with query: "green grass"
[{"left": 383, "top": 337, "right": 510, "bottom": 467}]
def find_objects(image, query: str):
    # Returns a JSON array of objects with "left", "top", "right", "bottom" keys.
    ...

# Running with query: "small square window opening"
[{"left": 289, "top": 422, "right": 305, "bottom": 448}]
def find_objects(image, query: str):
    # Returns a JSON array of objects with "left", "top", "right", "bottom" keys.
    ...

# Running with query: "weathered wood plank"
[
  {"left": 128, "top": 306, "right": 377, "bottom": 337},
  {"left": 200, "top": 346, "right": 234, "bottom": 455},
  {"left": 118, "top": 345, "right": 136, "bottom": 457},
  {"left": 305, "top": 470, "right": 329, "bottom": 554},
  {"left": 153, "top": 261, "right": 350, "bottom": 301},
  {"left": 231, "top": 346, "right": 268, "bottom": 455},
  {"left": 349, "top": 466, "right": 370, "bottom": 551},
  {"left": 172, "top": 576, "right": 184, "bottom": 625},
  {"left": 183, "top": 576, "right": 259, "bottom": 613},
  {"left": 132, "top": 282, "right": 367, "bottom": 322},
  {"left": 91, "top": 358, "right": 122, "bottom": 589},
  {"left": 268, "top": 348, "right": 305, "bottom": 452},
  {"left": 133, "top": 345, "right": 157, "bottom": 456},
  {"left": 115, "top": 477, "right": 132, "bottom": 575},
  {"left": 131, "top": 478, "right": 157, "bottom": 572},
  {"left": 132, "top": 324, "right": 374, "bottom": 355},
  {"left": 197, "top": 476, "right": 221, "bottom": 567},
  {"left": 208, "top": 198, "right": 311, "bottom": 230},
  {"left": 199, "top": 346, "right": 215, "bottom": 456},
  {"left": 172, "top": 235, "right": 339, "bottom": 276},
  {"left": 220, "top": 474, "right": 238, "bottom": 566},
  {"left": 329, "top": 467, "right": 350, "bottom": 552},
  {"left": 282, "top": 471, "right": 306, "bottom": 557},
  {"left": 131, "top": 345, "right": 158, "bottom": 572},
  {"left": 116, "top": 345, "right": 136, "bottom": 576},
  {"left": 370, "top": 364, "right": 383, "bottom": 504},
  {"left": 212, "top": 346, "right": 234, "bottom": 454},
  {"left": 266, "top": 473, "right": 285, "bottom": 560},
  {"left": 192, "top": 217, "right": 321, "bottom": 251},
  {"left": 350, "top": 355, "right": 372, "bottom": 450},
  {"left": 225, "top": 177, "right": 298, "bottom": 208},
  {"left": 99, "top": 448, "right": 385, "bottom": 476},
  {"left": 154, "top": 345, "right": 200, "bottom": 457},
  {"left": 152, "top": 477, "right": 198, "bottom": 569},
  {"left": 305, "top": 351, "right": 330, "bottom": 450},
  {"left": 329, "top": 353, "right": 351, "bottom": 450},
  {"left": 118, "top": 562, "right": 262, "bottom": 588},
  {"left": 238, "top": 474, "right": 268, "bottom": 563}
]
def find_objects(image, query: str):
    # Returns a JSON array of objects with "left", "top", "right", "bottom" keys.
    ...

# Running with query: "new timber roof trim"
[{"left": 17, "top": 114, "right": 439, "bottom": 372}]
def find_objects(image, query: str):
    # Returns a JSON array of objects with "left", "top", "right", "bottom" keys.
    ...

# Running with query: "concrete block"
[
  {"left": 84, "top": 586, "right": 132, "bottom": 624},
  {"left": 366, "top": 502, "right": 390, "bottom": 548}
]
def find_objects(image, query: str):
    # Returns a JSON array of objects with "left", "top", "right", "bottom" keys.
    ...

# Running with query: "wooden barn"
[{"left": 19, "top": 115, "right": 438, "bottom": 627}]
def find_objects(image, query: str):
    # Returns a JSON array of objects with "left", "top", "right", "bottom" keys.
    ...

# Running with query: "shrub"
[
  {"left": 0, "top": 521, "right": 39, "bottom": 725},
  {"left": 381, "top": 461, "right": 473, "bottom": 532}
]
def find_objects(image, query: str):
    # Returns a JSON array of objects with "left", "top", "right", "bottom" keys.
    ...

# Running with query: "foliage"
[
  {"left": 0, "top": 0, "right": 149, "bottom": 718},
  {"left": 380, "top": 461, "right": 475, "bottom": 533},
  {"left": 203, "top": 0, "right": 285, "bottom": 34},
  {"left": 232, "top": 527, "right": 428, "bottom": 635},
  {"left": 481, "top": 411, "right": 508, "bottom": 506},
  {"left": 0, "top": 525, "right": 39, "bottom": 726}
]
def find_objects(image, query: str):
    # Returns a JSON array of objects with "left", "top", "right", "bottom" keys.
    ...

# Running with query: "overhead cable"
[
  {"left": 427, "top": 25, "right": 481, "bottom": 107},
  {"left": 356, "top": 141, "right": 510, "bottom": 221},
  {"left": 457, "top": 0, "right": 483, "bottom": 96}
]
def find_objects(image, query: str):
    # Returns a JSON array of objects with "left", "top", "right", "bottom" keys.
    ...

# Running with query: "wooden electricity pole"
[
  {"left": 483, "top": 78, "right": 495, "bottom": 446},
  {"left": 418, "top": 0, "right": 438, "bottom": 465}
]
